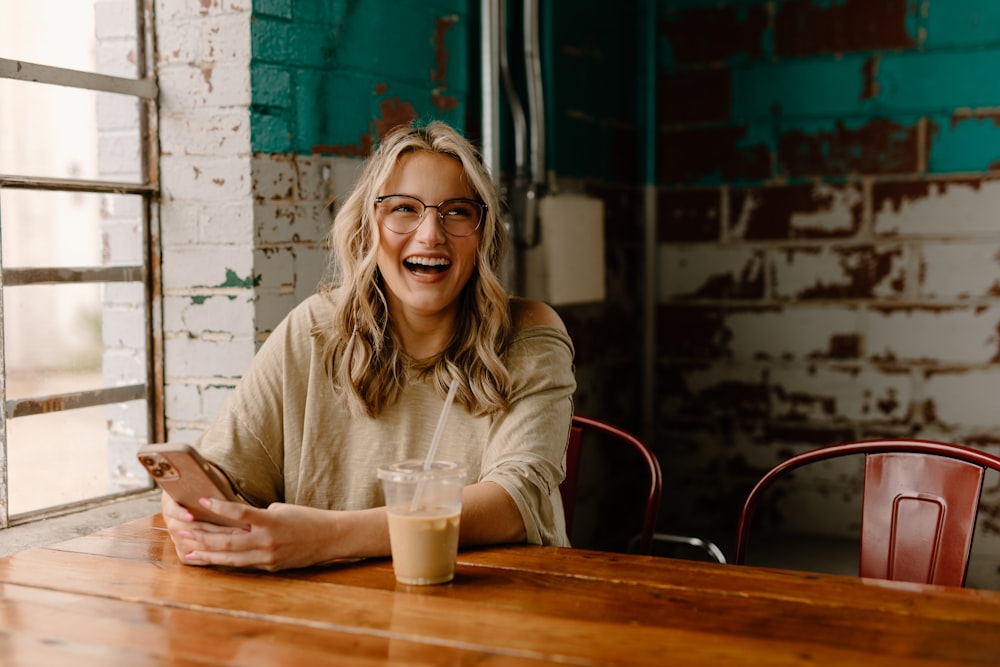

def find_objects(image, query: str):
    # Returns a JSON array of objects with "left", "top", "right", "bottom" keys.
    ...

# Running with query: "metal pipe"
[
  {"left": 498, "top": 0, "right": 526, "bottom": 177},
  {"left": 523, "top": 0, "right": 545, "bottom": 184},
  {"left": 480, "top": 0, "right": 501, "bottom": 182}
]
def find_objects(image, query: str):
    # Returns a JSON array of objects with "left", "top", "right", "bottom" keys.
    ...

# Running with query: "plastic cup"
[{"left": 378, "top": 459, "right": 467, "bottom": 585}]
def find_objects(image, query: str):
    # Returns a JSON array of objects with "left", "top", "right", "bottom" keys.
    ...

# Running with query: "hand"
[
  {"left": 166, "top": 496, "right": 358, "bottom": 571},
  {"left": 159, "top": 491, "right": 248, "bottom": 564}
]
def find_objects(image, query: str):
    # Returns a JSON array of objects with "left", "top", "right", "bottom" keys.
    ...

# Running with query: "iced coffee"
[{"left": 378, "top": 460, "right": 467, "bottom": 585}]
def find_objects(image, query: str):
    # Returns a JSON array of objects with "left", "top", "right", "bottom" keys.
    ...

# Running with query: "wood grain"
[{"left": 2, "top": 514, "right": 999, "bottom": 666}]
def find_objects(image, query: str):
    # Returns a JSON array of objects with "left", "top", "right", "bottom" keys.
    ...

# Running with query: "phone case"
[{"left": 137, "top": 443, "right": 248, "bottom": 528}]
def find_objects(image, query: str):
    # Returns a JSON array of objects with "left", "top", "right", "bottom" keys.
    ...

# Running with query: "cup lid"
[{"left": 377, "top": 459, "right": 467, "bottom": 482}]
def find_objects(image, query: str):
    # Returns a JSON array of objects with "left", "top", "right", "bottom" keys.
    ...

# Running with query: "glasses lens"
[
  {"left": 438, "top": 199, "right": 483, "bottom": 237},
  {"left": 378, "top": 195, "right": 424, "bottom": 234}
]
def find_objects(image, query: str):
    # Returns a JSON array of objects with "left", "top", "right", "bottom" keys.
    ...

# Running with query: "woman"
[{"left": 161, "top": 120, "right": 576, "bottom": 570}]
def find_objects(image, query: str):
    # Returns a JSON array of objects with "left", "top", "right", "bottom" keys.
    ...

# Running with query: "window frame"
[{"left": 0, "top": 2, "right": 162, "bottom": 529}]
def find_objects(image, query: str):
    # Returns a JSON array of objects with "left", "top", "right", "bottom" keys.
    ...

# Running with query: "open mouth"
[{"left": 404, "top": 256, "right": 451, "bottom": 275}]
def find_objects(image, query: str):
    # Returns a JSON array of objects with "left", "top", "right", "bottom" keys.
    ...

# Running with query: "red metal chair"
[
  {"left": 735, "top": 439, "right": 1000, "bottom": 586},
  {"left": 561, "top": 414, "right": 725, "bottom": 561}
]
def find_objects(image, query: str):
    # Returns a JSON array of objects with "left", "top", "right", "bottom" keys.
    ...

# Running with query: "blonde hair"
[{"left": 318, "top": 120, "right": 512, "bottom": 418}]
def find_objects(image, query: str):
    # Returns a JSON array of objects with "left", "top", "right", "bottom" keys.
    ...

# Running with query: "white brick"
[
  {"left": 866, "top": 307, "right": 1000, "bottom": 365},
  {"left": 154, "top": 0, "right": 251, "bottom": 22},
  {"left": 102, "top": 306, "right": 147, "bottom": 350},
  {"left": 253, "top": 155, "right": 297, "bottom": 202},
  {"left": 254, "top": 247, "right": 296, "bottom": 291},
  {"left": 255, "top": 203, "right": 297, "bottom": 244},
  {"left": 158, "top": 110, "right": 250, "bottom": 157},
  {"left": 295, "top": 155, "right": 330, "bottom": 202},
  {"left": 160, "top": 155, "right": 252, "bottom": 201},
  {"left": 96, "top": 93, "right": 139, "bottom": 133},
  {"left": 156, "top": 15, "right": 251, "bottom": 66},
  {"left": 164, "top": 382, "right": 205, "bottom": 422},
  {"left": 659, "top": 245, "right": 765, "bottom": 299},
  {"left": 98, "top": 131, "right": 141, "bottom": 178},
  {"left": 95, "top": 41, "right": 139, "bottom": 78},
  {"left": 203, "top": 383, "right": 237, "bottom": 416},
  {"left": 200, "top": 200, "right": 255, "bottom": 243},
  {"left": 102, "top": 220, "right": 143, "bottom": 265},
  {"left": 164, "top": 334, "right": 256, "bottom": 378},
  {"left": 295, "top": 202, "right": 334, "bottom": 244},
  {"left": 156, "top": 62, "right": 251, "bottom": 112},
  {"left": 103, "top": 348, "right": 146, "bottom": 385},
  {"left": 768, "top": 365, "right": 911, "bottom": 423},
  {"left": 726, "top": 306, "right": 861, "bottom": 360},
  {"left": 163, "top": 294, "right": 256, "bottom": 336},
  {"left": 254, "top": 292, "right": 300, "bottom": 335},
  {"left": 874, "top": 179, "right": 1000, "bottom": 237},
  {"left": 919, "top": 242, "right": 1000, "bottom": 299},
  {"left": 159, "top": 201, "right": 203, "bottom": 246},
  {"left": 94, "top": 0, "right": 137, "bottom": 40},
  {"left": 160, "top": 245, "right": 254, "bottom": 290},
  {"left": 100, "top": 194, "right": 144, "bottom": 222},
  {"left": 772, "top": 245, "right": 907, "bottom": 300},
  {"left": 103, "top": 282, "right": 145, "bottom": 305},
  {"left": 923, "top": 370, "right": 1000, "bottom": 430},
  {"left": 295, "top": 248, "right": 327, "bottom": 301},
  {"left": 327, "top": 157, "right": 365, "bottom": 214}
]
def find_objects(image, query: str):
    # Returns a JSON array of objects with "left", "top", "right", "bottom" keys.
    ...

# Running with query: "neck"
[{"left": 390, "top": 307, "right": 458, "bottom": 361}]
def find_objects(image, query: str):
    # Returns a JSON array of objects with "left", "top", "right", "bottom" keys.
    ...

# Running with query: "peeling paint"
[
  {"left": 661, "top": 4, "right": 768, "bottom": 65},
  {"left": 311, "top": 96, "right": 418, "bottom": 157},
  {"left": 774, "top": 0, "right": 917, "bottom": 56},
  {"left": 778, "top": 119, "right": 920, "bottom": 177}
]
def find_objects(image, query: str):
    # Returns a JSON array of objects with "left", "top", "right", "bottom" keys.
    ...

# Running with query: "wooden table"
[{"left": 1, "top": 515, "right": 999, "bottom": 666}]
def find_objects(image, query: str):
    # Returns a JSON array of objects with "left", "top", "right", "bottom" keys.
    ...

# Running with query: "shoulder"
[{"left": 509, "top": 296, "right": 568, "bottom": 335}]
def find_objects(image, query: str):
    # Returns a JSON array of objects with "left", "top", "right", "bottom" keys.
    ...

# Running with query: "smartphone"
[{"left": 137, "top": 443, "right": 249, "bottom": 528}]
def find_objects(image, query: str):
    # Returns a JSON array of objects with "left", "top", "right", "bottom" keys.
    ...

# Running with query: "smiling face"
[{"left": 375, "top": 150, "right": 481, "bottom": 329}]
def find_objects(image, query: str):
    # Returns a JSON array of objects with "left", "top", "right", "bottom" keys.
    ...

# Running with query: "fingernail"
[
  {"left": 198, "top": 497, "right": 211, "bottom": 508},
  {"left": 178, "top": 530, "right": 191, "bottom": 539}
]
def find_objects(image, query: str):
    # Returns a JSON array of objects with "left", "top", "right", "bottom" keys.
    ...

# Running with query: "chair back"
[
  {"left": 560, "top": 415, "right": 662, "bottom": 554},
  {"left": 735, "top": 439, "right": 1000, "bottom": 586}
]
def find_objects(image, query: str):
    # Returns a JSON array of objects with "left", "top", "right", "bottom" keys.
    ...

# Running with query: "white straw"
[{"left": 423, "top": 378, "right": 460, "bottom": 470}]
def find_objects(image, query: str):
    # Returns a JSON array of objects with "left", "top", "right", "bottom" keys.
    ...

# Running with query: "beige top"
[{"left": 196, "top": 291, "right": 576, "bottom": 546}]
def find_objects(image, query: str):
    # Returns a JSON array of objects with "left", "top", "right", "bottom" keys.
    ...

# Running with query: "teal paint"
[
  {"left": 219, "top": 269, "right": 261, "bottom": 290},
  {"left": 928, "top": 114, "right": 1000, "bottom": 172},
  {"left": 734, "top": 56, "right": 869, "bottom": 120},
  {"left": 925, "top": 0, "right": 1000, "bottom": 49},
  {"left": 255, "top": 0, "right": 292, "bottom": 19},
  {"left": 876, "top": 50, "right": 1000, "bottom": 112},
  {"left": 251, "top": 0, "right": 470, "bottom": 156}
]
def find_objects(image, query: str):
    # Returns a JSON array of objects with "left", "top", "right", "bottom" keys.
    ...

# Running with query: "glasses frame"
[{"left": 374, "top": 194, "right": 487, "bottom": 238}]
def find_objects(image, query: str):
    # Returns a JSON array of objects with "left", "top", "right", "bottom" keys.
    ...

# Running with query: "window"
[{"left": 0, "top": 1, "right": 160, "bottom": 527}]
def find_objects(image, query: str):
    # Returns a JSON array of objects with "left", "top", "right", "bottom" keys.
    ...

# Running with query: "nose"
[{"left": 413, "top": 205, "right": 447, "bottom": 243}]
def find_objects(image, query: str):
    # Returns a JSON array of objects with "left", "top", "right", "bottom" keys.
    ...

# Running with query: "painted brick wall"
[
  {"left": 250, "top": 0, "right": 470, "bottom": 155},
  {"left": 656, "top": 0, "right": 1000, "bottom": 585},
  {"left": 154, "top": 0, "right": 464, "bottom": 445}
]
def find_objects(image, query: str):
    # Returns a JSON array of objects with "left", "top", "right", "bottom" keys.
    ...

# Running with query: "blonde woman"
[{"left": 161, "top": 120, "right": 576, "bottom": 570}]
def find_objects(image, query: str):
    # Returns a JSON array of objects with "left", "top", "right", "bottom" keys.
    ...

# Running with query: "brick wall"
[
  {"left": 655, "top": 0, "right": 1000, "bottom": 584},
  {"left": 153, "top": 0, "right": 462, "bottom": 444}
]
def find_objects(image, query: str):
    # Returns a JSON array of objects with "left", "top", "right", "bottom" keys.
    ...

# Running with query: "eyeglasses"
[{"left": 374, "top": 194, "right": 486, "bottom": 237}]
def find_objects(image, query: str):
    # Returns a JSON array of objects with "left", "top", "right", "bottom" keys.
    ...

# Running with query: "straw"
[
  {"left": 409, "top": 378, "right": 459, "bottom": 511},
  {"left": 422, "top": 378, "right": 460, "bottom": 471}
]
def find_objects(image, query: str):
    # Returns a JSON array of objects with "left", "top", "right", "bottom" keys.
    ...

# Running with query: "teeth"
[{"left": 405, "top": 257, "right": 450, "bottom": 266}]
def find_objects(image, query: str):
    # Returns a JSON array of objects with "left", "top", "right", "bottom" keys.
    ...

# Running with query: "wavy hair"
[{"left": 317, "top": 120, "right": 512, "bottom": 418}]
